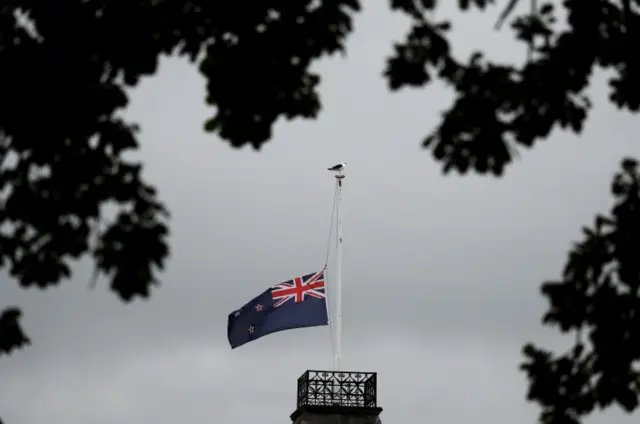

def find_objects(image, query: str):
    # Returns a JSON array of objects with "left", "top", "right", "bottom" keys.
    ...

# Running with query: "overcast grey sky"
[{"left": 1, "top": 1, "right": 639, "bottom": 424}]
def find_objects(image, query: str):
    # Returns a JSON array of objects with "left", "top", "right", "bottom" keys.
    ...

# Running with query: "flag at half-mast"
[{"left": 227, "top": 269, "right": 328, "bottom": 349}]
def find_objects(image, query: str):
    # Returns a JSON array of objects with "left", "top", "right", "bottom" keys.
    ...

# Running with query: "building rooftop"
[{"left": 291, "top": 370, "right": 383, "bottom": 424}]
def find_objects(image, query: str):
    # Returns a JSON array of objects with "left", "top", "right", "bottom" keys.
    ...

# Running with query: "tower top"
[{"left": 290, "top": 370, "right": 383, "bottom": 424}]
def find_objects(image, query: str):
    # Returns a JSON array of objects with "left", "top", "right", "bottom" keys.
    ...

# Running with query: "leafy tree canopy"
[
  {"left": 1, "top": 1, "right": 639, "bottom": 423},
  {"left": 522, "top": 158, "right": 640, "bottom": 424}
]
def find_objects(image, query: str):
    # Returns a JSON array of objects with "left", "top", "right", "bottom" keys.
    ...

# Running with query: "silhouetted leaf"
[{"left": 0, "top": 308, "right": 30, "bottom": 356}]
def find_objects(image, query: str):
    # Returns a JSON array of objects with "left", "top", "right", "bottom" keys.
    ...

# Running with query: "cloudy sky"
[{"left": 1, "top": 1, "right": 639, "bottom": 424}]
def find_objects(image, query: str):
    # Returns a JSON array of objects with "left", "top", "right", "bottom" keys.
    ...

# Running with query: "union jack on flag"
[{"left": 271, "top": 269, "right": 326, "bottom": 308}]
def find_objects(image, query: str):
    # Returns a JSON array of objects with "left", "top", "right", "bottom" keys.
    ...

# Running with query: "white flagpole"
[{"left": 334, "top": 172, "right": 345, "bottom": 371}]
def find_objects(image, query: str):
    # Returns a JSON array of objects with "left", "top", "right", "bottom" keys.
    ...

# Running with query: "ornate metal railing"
[{"left": 296, "top": 370, "right": 377, "bottom": 408}]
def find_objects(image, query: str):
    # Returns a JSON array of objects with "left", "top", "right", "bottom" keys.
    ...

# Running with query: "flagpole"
[{"left": 334, "top": 172, "right": 345, "bottom": 371}]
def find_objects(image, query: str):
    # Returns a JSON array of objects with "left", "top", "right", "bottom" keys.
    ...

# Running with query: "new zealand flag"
[{"left": 227, "top": 269, "right": 329, "bottom": 349}]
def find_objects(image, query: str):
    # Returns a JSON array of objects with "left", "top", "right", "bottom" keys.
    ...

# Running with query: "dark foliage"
[
  {"left": 385, "top": 0, "right": 640, "bottom": 175},
  {"left": 0, "top": 307, "right": 29, "bottom": 356},
  {"left": 0, "top": 0, "right": 360, "bottom": 356},
  {"left": 522, "top": 158, "right": 640, "bottom": 424},
  {"left": 1, "top": 1, "right": 639, "bottom": 423}
]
